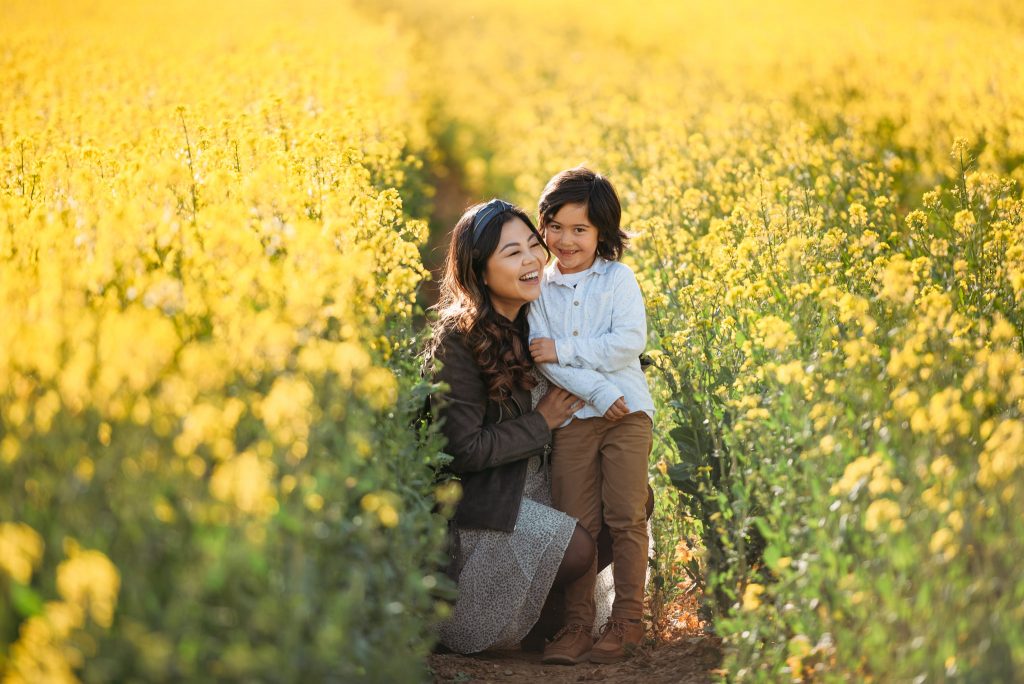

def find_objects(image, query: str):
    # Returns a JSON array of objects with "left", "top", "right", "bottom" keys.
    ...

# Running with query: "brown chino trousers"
[{"left": 551, "top": 411, "right": 653, "bottom": 625}]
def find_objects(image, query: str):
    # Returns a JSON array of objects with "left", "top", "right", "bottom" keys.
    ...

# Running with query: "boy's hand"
[
  {"left": 604, "top": 397, "right": 629, "bottom": 421},
  {"left": 529, "top": 337, "right": 558, "bottom": 364}
]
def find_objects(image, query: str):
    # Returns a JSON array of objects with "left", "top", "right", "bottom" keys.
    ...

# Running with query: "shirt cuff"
[
  {"left": 593, "top": 386, "right": 623, "bottom": 416},
  {"left": 555, "top": 338, "right": 577, "bottom": 367}
]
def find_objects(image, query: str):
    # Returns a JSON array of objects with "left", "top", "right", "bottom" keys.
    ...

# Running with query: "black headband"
[{"left": 471, "top": 199, "right": 515, "bottom": 244}]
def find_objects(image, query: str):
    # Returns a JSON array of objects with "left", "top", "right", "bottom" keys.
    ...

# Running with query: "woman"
[{"left": 425, "top": 199, "right": 595, "bottom": 654}]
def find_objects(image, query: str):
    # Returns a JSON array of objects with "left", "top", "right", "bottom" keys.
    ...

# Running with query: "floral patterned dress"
[{"left": 436, "top": 374, "right": 579, "bottom": 653}]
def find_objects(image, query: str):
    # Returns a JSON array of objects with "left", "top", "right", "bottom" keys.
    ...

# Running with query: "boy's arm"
[
  {"left": 554, "top": 266, "right": 647, "bottom": 373},
  {"left": 537, "top": 361, "right": 625, "bottom": 416},
  {"left": 528, "top": 298, "right": 624, "bottom": 415}
]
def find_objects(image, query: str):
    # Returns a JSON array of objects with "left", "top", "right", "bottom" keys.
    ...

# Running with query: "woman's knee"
[
  {"left": 556, "top": 523, "right": 595, "bottom": 584},
  {"left": 567, "top": 523, "right": 595, "bottom": 565}
]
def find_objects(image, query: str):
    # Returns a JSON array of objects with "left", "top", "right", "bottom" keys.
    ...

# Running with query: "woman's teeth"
[{"left": 519, "top": 271, "right": 539, "bottom": 282}]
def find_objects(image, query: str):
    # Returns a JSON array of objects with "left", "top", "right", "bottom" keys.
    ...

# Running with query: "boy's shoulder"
[
  {"left": 599, "top": 258, "right": 638, "bottom": 283},
  {"left": 540, "top": 258, "right": 636, "bottom": 286}
]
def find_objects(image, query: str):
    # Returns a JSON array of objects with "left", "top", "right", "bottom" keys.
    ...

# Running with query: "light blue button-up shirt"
[{"left": 527, "top": 256, "right": 655, "bottom": 423}]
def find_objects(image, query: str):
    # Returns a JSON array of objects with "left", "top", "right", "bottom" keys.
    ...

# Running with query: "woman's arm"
[
  {"left": 430, "top": 334, "right": 551, "bottom": 474},
  {"left": 553, "top": 265, "right": 647, "bottom": 373}
]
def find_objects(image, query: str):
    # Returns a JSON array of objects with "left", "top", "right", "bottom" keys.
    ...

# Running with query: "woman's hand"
[
  {"left": 604, "top": 396, "right": 629, "bottom": 421},
  {"left": 536, "top": 386, "right": 584, "bottom": 429},
  {"left": 529, "top": 337, "right": 558, "bottom": 364}
]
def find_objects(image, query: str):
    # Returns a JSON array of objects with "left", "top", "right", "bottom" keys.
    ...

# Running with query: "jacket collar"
[{"left": 544, "top": 256, "right": 610, "bottom": 287}]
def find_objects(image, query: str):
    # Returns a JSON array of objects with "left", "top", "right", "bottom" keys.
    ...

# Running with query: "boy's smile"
[{"left": 544, "top": 202, "right": 599, "bottom": 275}]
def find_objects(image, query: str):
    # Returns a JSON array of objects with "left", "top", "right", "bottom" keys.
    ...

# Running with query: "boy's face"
[{"left": 543, "top": 202, "right": 599, "bottom": 275}]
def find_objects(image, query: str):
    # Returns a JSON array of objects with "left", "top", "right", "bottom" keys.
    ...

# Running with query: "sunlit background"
[{"left": 2, "top": 0, "right": 1022, "bottom": 680}]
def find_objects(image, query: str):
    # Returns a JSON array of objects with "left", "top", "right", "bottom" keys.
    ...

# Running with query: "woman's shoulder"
[{"left": 429, "top": 327, "right": 476, "bottom": 370}]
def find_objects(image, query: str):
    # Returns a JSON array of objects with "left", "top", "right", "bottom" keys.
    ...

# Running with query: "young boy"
[{"left": 528, "top": 167, "right": 655, "bottom": 664}]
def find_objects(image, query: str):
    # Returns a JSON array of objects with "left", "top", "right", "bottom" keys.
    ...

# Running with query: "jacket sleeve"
[
  {"left": 554, "top": 265, "right": 648, "bottom": 373},
  {"left": 528, "top": 296, "right": 625, "bottom": 415},
  {"left": 430, "top": 334, "right": 551, "bottom": 474}
]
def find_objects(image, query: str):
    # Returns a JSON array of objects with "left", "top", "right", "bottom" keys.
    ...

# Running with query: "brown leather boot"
[
  {"left": 589, "top": 618, "right": 644, "bottom": 663},
  {"left": 541, "top": 623, "right": 593, "bottom": 665}
]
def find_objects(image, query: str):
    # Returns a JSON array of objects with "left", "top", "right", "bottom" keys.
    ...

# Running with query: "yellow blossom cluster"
[
  {"left": 3, "top": 537, "right": 120, "bottom": 684},
  {"left": 0, "top": 523, "right": 44, "bottom": 585},
  {"left": 830, "top": 452, "right": 903, "bottom": 499},
  {"left": 2, "top": 0, "right": 430, "bottom": 511}
]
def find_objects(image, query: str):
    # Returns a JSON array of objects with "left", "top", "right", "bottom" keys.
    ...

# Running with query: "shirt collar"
[{"left": 544, "top": 256, "right": 610, "bottom": 287}]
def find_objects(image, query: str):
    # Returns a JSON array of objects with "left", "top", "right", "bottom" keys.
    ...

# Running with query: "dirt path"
[
  {"left": 428, "top": 591, "right": 723, "bottom": 683},
  {"left": 428, "top": 636, "right": 722, "bottom": 683},
  {"left": 419, "top": 151, "right": 472, "bottom": 313}
]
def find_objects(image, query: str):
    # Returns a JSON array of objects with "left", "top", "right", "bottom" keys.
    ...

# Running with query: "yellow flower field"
[
  {"left": 3, "top": 0, "right": 1023, "bottom": 681},
  {"left": 2, "top": 1, "right": 446, "bottom": 680},
  {"left": 372, "top": 0, "right": 1024, "bottom": 678}
]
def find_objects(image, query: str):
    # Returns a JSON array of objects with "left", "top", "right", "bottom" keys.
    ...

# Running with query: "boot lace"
[
  {"left": 551, "top": 623, "right": 588, "bottom": 641},
  {"left": 599, "top": 619, "right": 628, "bottom": 639}
]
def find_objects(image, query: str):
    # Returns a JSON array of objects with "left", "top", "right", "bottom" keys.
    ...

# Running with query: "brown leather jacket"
[{"left": 430, "top": 331, "right": 552, "bottom": 533}]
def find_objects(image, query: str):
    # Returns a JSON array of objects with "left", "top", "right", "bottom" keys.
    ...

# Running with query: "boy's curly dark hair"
[{"left": 538, "top": 166, "right": 628, "bottom": 261}]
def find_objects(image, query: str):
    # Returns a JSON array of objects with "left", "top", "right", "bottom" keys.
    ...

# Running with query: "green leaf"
[
  {"left": 668, "top": 425, "right": 706, "bottom": 466},
  {"left": 751, "top": 517, "right": 775, "bottom": 543},
  {"left": 10, "top": 582, "right": 44, "bottom": 618},
  {"left": 763, "top": 544, "right": 781, "bottom": 571},
  {"left": 667, "top": 462, "right": 700, "bottom": 497}
]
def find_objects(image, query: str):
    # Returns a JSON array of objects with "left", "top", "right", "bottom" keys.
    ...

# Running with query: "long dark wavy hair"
[{"left": 426, "top": 201, "right": 550, "bottom": 402}]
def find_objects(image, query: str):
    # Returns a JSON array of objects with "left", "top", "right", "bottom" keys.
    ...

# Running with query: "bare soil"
[
  {"left": 428, "top": 636, "right": 722, "bottom": 684},
  {"left": 428, "top": 590, "right": 724, "bottom": 683}
]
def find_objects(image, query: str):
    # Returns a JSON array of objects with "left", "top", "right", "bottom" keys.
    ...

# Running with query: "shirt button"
[
  {"left": 573, "top": 301, "right": 580, "bottom": 306},
  {"left": 573, "top": 330, "right": 579, "bottom": 336}
]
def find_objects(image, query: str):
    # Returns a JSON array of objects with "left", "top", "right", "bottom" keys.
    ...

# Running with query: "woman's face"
[{"left": 482, "top": 217, "right": 547, "bottom": 316}]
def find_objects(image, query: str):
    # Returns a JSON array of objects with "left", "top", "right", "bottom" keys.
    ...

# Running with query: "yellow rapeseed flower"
[
  {"left": 978, "top": 419, "right": 1024, "bottom": 488},
  {"left": 742, "top": 583, "right": 765, "bottom": 610},
  {"left": 56, "top": 542, "right": 121, "bottom": 628},
  {"left": 754, "top": 316, "right": 797, "bottom": 352},
  {"left": 0, "top": 522, "right": 45, "bottom": 584},
  {"left": 864, "top": 499, "right": 903, "bottom": 533}
]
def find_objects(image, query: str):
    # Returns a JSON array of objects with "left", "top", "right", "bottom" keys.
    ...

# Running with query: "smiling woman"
[
  {"left": 482, "top": 214, "right": 546, "bottom": 319},
  {"left": 424, "top": 200, "right": 597, "bottom": 654}
]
